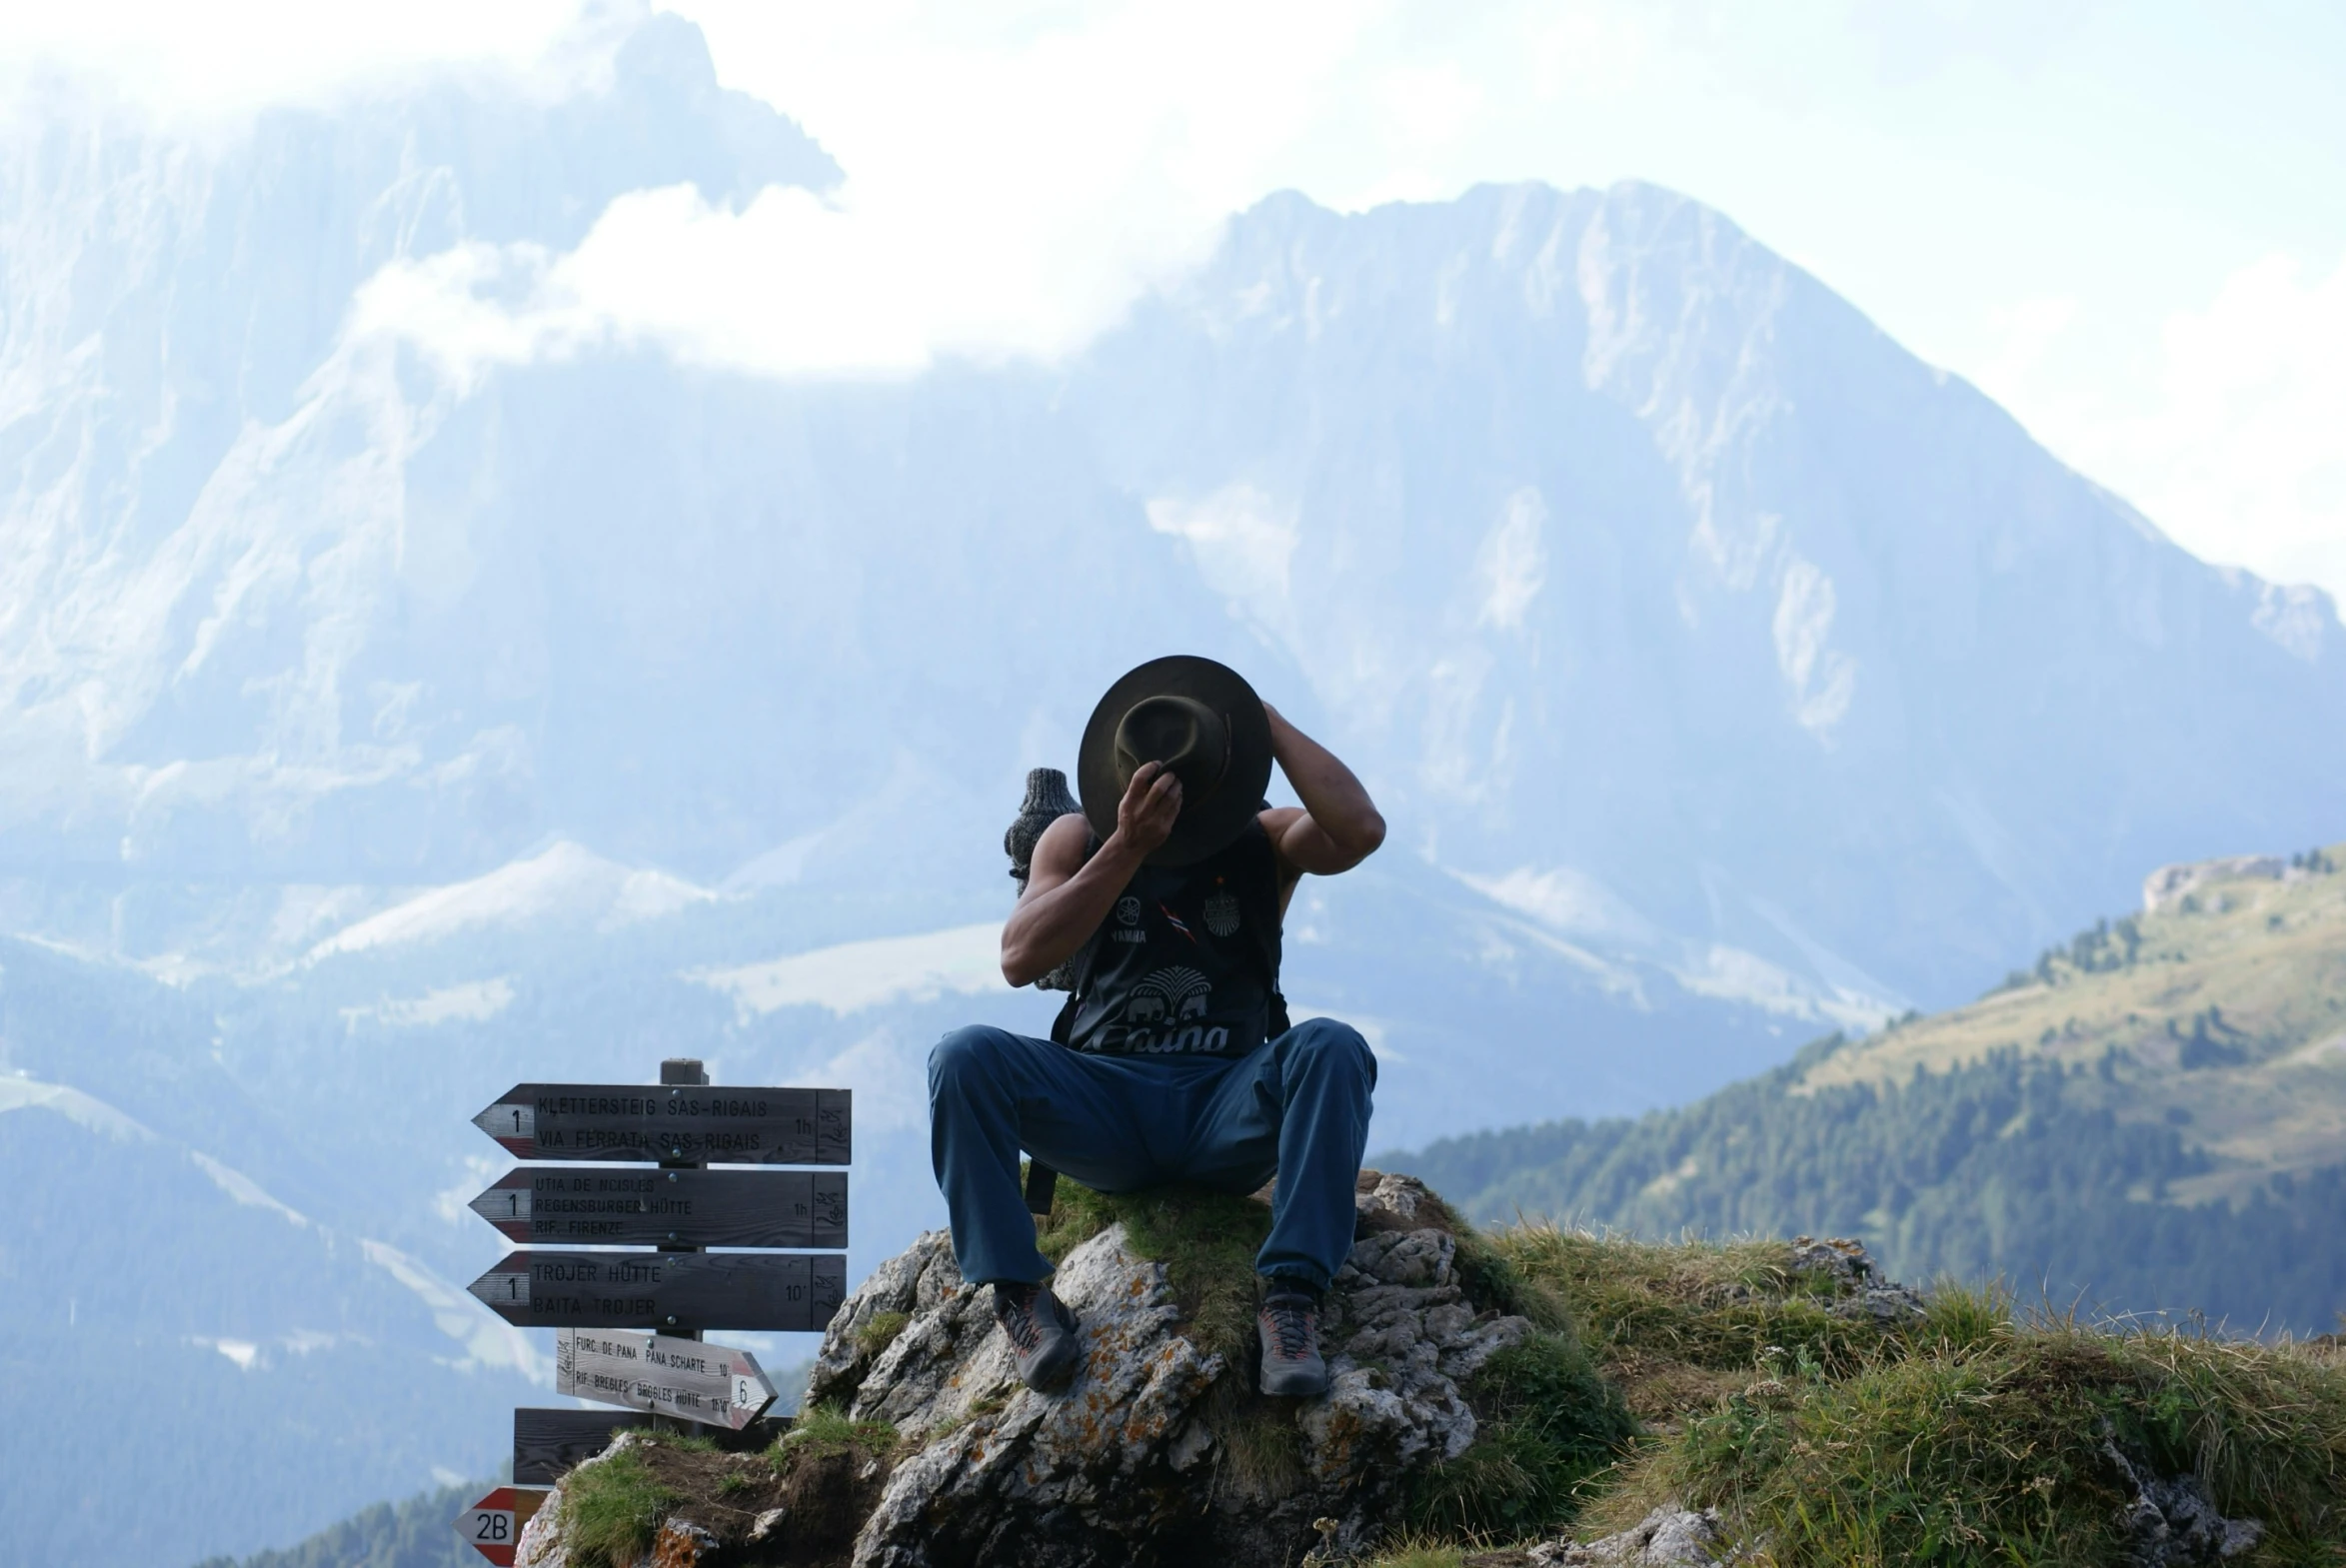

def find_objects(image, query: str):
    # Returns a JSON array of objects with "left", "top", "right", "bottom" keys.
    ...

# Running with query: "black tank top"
[{"left": 1064, "top": 819, "right": 1284, "bottom": 1057}]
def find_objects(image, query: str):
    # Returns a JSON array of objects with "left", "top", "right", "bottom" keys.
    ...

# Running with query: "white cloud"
[
  {"left": 1976, "top": 294, "right": 2077, "bottom": 398},
  {"left": 1147, "top": 484, "right": 1302, "bottom": 644},
  {"left": 342, "top": 0, "right": 1389, "bottom": 380},
  {"left": 0, "top": 0, "right": 591, "bottom": 122},
  {"left": 2032, "top": 253, "right": 2346, "bottom": 604},
  {"left": 10, "top": 0, "right": 2345, "bottom": 603}
]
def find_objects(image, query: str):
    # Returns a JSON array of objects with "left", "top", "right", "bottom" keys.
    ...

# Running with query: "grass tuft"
[
  {"left": 857, "top": 1310, "right": 912, "bottom": 1359},
  {"left": 1411, "top": 1330, "right": 1639, "bottom": 1538},
  {"left": 771, "top": 1401, "right": 899, "bottom": 1469},
  {"left": 557, "top": 1440, "right": 678, "bottom": 1568}
]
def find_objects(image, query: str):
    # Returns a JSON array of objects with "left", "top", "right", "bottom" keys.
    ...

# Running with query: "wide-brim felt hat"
[{"left": 1078, "top": 655, "right": 1273, "bottom": 867}]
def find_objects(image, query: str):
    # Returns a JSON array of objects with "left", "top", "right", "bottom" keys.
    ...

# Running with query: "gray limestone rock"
[
  {"left": 1788, "top": 1234, "right": 1926, "bottom": 1325},
  {"left": 1527, "top": 1507, "right": 1737, "bottom": 1566},
  {"left": 813, "top": 1176, "right": 1531, "bottom": 1568},
  {"left": 2104, "top": 1440, "right": 2265, "bottom": 1565}
]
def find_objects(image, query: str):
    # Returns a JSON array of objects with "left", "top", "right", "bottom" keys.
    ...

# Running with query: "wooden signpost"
[
  {"left": 457, "top": 1057, "right": 851, "bottom": 1551},
  {"left": 469, "top": 1167, "right": 847, "bottom": 1247},
  {"left": 472, "top": 1083, "right": 851, "bottom": 1164},
  {"left": 465, "top": 1249, "right": 848, "bottom": 1330},
  {"left": 556, "top": 1327, "right": 778, "bottom": 1428}
]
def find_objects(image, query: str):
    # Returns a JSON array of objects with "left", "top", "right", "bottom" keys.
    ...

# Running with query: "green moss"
[
  {"left": 1411, "top": 1330, "right": 1639, "bottom": 1538},
  {"left": 1429, "top": 1195, "right": 1570, "bottom": 1331},
  {"left": 857, "top": 1310, "right": 912, "bottom": 1359},
  {"left": 1035, "top": 1176, "right": 1271, "bottom": 1360},
  {"left": 557, "top": 1442, "right": 678, "bottom": 1568},
  {"left": 771, "top": 1402, "right": 899, "bottom": 1468}
]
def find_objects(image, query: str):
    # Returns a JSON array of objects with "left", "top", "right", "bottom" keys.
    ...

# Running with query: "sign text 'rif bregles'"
[
  {"left": 469, "top": 1166, "right": 847, "bottom": 1248},
  {"left": 555, "top": 1326, "right": 777, "bottom": 1428},
  {"left": 465, "top": 1248, "right": 848, "bottom": 1331},
  {"left": 472, "top": 1083, "right": 851, "bottom": 1164}
]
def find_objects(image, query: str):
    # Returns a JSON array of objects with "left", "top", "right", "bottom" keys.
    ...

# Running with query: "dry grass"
[{"left": 1363, "top": 1222, "right": 2346, "bottom": 1567}]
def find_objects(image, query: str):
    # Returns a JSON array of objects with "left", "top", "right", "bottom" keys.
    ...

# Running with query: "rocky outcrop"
[
  {"left": 2141, "top": 855, "right": 2290, "bottom": 913},
  {"left": 812, "top": 1172, "right": 1530, "bottom": 1568},
  {"left": 2104, "top": 1440, "right": 2264, "bottom": 1565},
  {"left": 1787, "top": 1235, "right": 1925, "bottom": 1325},
  {"left": 1525, "top": 1508, "right": 1738, "bottom": 1565}
]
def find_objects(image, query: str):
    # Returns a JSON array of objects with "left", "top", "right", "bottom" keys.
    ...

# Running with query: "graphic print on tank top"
[{"left": 1066, "top": 821, "right": 1282, "bottom": 1057}]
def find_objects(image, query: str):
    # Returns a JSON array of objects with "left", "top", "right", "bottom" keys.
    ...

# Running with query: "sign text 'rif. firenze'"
[{"left": 469, "top": 1166, "right": 847, "bottom": 1248}]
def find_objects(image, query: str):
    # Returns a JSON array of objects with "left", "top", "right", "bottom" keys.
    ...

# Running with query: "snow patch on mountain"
[
  {"left": 307, "top": 841, "right": 714, "bottom": 958},
  {"left": 191, "top": 1151, "right": 313, "bottom": 1229},
  {"left": 0, "top": 1073, "right": 155, "bottom": 1142},
  {"left": 691, "top": 922, "right": 1009, "bottom": 1019},
  {"left": 340, "top": 976, "right": 517, "bottom": 1028},
  {"left": 1457, "top": 863, "right": 1895, "bottom": 1031}
]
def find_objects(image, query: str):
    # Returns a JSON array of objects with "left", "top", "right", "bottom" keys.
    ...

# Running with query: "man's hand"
[
  {"left": 1117, "top": 761, "right": 1183, "bottom": 856},
  {"left": 1000, "top": 766, "right": 1180, "bottom": 986}
]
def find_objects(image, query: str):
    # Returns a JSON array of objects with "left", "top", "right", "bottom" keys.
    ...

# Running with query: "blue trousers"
[{"left": 927, "top": 1017, "right": 1377, "bottom": 1293}]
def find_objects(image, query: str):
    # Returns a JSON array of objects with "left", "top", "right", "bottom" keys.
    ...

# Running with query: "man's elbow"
[
  {"left": 1000, "top": 942, "right": 1040, "bottom": 988},
  {"left": 1326, "top": 811, "right": 1386, "bottom": 869}
]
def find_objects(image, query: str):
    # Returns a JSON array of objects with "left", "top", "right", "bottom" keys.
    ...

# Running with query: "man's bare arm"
[
  {"left": 1000, "top": 763, "right": 1181, "bottom": 986},
  {"left": 1261, "top": 704, "right": 1385, "bottom": 876}
]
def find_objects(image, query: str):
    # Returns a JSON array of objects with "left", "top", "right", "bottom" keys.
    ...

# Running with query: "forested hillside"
[
  {"left": 1392, "top": 847, "right": 2346, "bottom": 1332},
  {"left": 189, "top": 1483, "right": 483, "bottom": 1568}
]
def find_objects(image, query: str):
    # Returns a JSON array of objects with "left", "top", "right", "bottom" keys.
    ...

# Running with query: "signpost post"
[{"left": 456, "top": 1057, "right": 851, "bottom": 1551}]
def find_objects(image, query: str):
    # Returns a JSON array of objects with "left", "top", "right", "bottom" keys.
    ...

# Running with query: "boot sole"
[
  {"left": 1258, "top": 1364, "right": 1330, "bottom": 1398},
  {"left": 1019, "top": 1334, "right": 1082, "bottom": 1392}
]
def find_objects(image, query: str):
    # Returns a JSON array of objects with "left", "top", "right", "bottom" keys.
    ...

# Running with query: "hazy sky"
[{"left": 7, "top": 0, "right": 2344, "bottom": 603}]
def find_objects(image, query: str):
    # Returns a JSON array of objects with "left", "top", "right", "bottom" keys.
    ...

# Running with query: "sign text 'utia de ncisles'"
[{"left": 472, "top": 1082, "right": 850, "bottom": 1164}]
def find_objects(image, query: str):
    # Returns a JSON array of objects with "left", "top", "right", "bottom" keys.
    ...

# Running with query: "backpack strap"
[
  {"left": 1027, "top": 830, "right": 1102, "bottom": 1215},
  {"left": 1241, "top": 815, "right": 1291, "bottom": 1038}
]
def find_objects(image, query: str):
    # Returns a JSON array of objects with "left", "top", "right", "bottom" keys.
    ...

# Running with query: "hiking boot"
[
  {"left": 1257, "top": 1282, "right": 1329, "bottom": 1398},
  {"left": 992, "top": 1281, "right": 1082, "bottom": 1392}
]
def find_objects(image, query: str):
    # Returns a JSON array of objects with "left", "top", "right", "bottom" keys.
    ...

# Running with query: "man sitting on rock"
[{"left": 929, "top": 656, "right": 1386, "bottom": 1398}]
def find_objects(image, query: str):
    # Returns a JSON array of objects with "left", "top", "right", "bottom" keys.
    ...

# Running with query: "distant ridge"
[{"left": 1390, "top": 842, "right": 2346, "bottom": 1331}]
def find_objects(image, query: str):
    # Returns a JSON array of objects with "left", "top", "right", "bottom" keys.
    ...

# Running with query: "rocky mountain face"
[{"left": 5, "top": 12, "right": 2345, "bottom": 1566}]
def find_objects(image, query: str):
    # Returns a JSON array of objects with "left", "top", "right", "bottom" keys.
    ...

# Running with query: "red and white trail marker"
[{"left": 454, "top": 1486, "right": 544, "bottom": 1566}]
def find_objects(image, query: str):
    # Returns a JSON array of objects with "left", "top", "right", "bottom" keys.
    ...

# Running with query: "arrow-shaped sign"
[
  {"left": 556, "top": 1327, "right": 778, "bottom": 1428},
  {"left": 454, "top": 1486, "right": 545, "bottom": 1566},
  {"left": 469, "top": 1166, "right": 847, "bottom": 1248},
  {"left": 471, "top": 1082, "right": 851, "bottom": 1164},
  {"left": 465, "top": 1249, "right": 848, "bottom": 1331}
]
